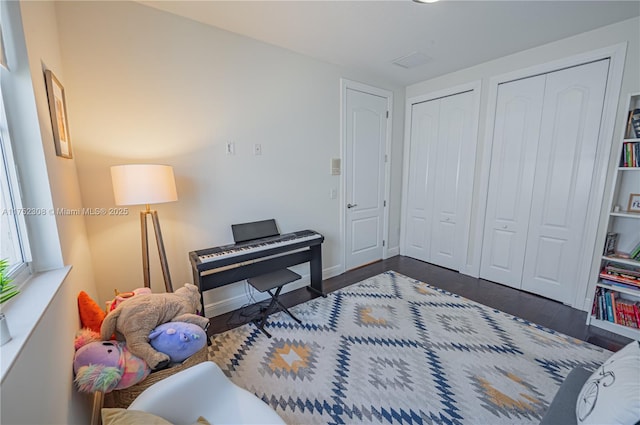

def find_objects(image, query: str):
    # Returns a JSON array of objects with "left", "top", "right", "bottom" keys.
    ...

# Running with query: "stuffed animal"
[
  {"left": 100, "top": 283, "right": 209, "bottom": 370},
  {"left": 73, "top": 329, "right": 150, "bottom": 393},
  {"left": 77, "top": 291, "right": 106, "bottom": 334},
  {"left": 109, "top": 287, "right": 152, "bottom": 311},
  {"left": 149, "top": 322, "right": 207, "bottom": 363}
]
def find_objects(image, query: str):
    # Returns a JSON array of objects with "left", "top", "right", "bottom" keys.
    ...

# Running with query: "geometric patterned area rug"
[{"left": 208, "top": 271, "right": 610, "bottom": 424}]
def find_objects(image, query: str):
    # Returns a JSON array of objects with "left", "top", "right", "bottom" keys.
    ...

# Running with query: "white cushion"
[{"left": 576, "top": 340, "right": 640, "bottom": 425}]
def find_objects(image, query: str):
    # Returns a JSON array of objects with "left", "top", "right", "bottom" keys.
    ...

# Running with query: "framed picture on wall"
[
  {"left": 44, "top": 69, "right": 72, "bottom": 159},
  {"left": 628, "top": 193, "right": 640, "bottom": 213}
]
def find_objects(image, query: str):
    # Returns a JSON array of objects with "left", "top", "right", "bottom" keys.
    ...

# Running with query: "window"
[{"left": 0, "top": 90, "right": 30, "bottom": 277}]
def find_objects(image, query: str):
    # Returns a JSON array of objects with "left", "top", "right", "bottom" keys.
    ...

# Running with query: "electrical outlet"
[{"left": 253, "top": 143, "right": 262, "bottom": 155}]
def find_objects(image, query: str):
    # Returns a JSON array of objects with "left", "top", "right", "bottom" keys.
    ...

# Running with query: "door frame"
[
  {"left": 399, "top": 81, "right": 482, "bottom": 272},
  {"left": 340, "top": 79, "right": 393, "bottom": 273},
  {"left": 469, "top": 43, "right": 627, "bottom": 310}
]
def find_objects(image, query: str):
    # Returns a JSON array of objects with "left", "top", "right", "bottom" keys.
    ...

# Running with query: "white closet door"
[
  {"left": 480, "top": 75, "right": 546, "bottom": 287},
  {"left": 404, "top": 91, "right": 475, "bottom": 270},
  {"left": 521, "top": 59, "right": 610, "bottom": 303},
  {"left": 404, "top": 100, "right": 439, "bottom": 262},
  {"left": 430, "top": 91, "right": 474, "bottom": 269}
]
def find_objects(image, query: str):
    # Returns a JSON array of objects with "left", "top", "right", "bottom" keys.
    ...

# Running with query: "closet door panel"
[
  {"left": 521, "top": 59, "right": 610, "bottom": 303},
  {"left": 430, "top": 91, "right": 473, "bottom": 269},
  {"left": 480, "top": 75, "right": 546, "bottom": 287},
  {"left": 404, "top": 100, "right": 439, "bottom": 262}
]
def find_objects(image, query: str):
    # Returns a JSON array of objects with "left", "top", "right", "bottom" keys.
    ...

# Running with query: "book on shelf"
[
  {"left": 631, "top": 108, "right": 640, "bottom": 138},
  {"left": 603, "top": 279, "right": 640, "bottom": 291},
  {"left": 617, "top": 299, "right": 639, "bottom": 328},
  {"left": 591, "top": 287, "right": 640, "bottom": 329},
  {"left": 603, "top": 232, "right": 619, "bottom": 256},
  {"left": 626, "top": 110, "right": 634, "bottom": 139},
  {"left": 630, "top": 240, "right": 640, "bottom": 260},
  {"left": 599, "top": 264, "right": 640, "bottom": 288},
  {"left": 620, "top": 141, "right": 640, "bottom": 167},
  {"left": 610, "top": 291, "right": 618, "bottom": 324},
  {"left": 606, "top": 291, "right": 614, "bottom": 322},
  {"left": 604, "top": 264, "right": 640, "bottom": 278}
]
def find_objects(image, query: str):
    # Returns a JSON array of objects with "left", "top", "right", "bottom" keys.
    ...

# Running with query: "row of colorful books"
[
  {"left": 620, "top": 141, "right": 639, "bottom": 167},
  {"left": 599, "top": 264, "right": 640, "bottom": 288},
  {"left": 592, "top": 287, "right": 640, "bottom": 328}
]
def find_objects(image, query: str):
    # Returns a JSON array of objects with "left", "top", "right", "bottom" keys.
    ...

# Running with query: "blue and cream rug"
[{"left": 208, "top": 271, "right": 610, "bottom": 424}]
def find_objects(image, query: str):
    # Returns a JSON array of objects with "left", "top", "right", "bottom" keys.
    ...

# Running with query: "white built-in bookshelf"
[{"left": 587, "top": 92, "right": 640, "bottom": 340}]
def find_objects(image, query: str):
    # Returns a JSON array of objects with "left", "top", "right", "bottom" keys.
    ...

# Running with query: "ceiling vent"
[{"left": 392, "top": 51, "right": 432, "bottom": 69}]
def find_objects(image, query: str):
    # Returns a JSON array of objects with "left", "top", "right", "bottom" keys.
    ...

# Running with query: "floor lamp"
[{"left": 111, "top": 164, "right": 178, "bottom": 293}]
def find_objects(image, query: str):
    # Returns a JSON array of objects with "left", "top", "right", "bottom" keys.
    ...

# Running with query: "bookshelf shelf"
[
  {"left": 596, "top": 281, "right": 640, "bottom": 298},
  {"left": 602, "top": 255, "right": 640, "bottom": 268},
  {"left": 587, "top": 92, "right": 640, "bottom": 340},
  {"left": 610, "top": 212, "right": 640, "bottom": 219},
  {"left": 589, "top": 317, "right": 640, "bottom": 340}
]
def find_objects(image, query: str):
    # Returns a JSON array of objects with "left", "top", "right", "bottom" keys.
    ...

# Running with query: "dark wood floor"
[{"left": 208, "top": 255, "right": 632, "bottom": 352}]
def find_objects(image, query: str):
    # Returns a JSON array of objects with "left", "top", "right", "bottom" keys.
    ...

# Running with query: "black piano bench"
[{"left": 247, "top": 268, "right": 302, "bottom": 338}]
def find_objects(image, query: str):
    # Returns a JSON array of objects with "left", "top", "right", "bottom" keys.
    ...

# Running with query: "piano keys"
[
  {"left": 197, "top": 230, "right": 322, "bottom": 264},
  {"left": 189, "top": 228, "right": 325, "bottom": 317}
]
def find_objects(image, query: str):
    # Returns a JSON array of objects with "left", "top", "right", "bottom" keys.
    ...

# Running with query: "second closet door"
[
  {"left": 480, "top": 75, "right": 545, "bottom": 287},
  {"left": 405, "top": 91, "right": 474, "bottom": 271},
  {"left": 481, "top": 59, "right": 609, "bottom": 303},
  {"left": 520, "top": 59, "right": 609, "bottom": 303}
]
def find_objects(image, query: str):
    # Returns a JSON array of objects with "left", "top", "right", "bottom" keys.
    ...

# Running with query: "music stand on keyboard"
[{"left": 247, "top": 268, "right": 302, "bottom": 338}]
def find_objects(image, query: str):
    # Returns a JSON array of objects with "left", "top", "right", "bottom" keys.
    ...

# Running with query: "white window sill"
[{"left": 0, "top": 266, "right": 71, "bottom": 383}]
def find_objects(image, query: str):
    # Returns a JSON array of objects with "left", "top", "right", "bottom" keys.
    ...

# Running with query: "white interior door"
[
  {"left": 403, "top": 90, "right": 476, "bottom": 270},
  {"left": 480, "top": 75, "right": 545, "bottom": 287},
  {"left": 429, "top": 91, "right": 474, "bottom": 270},
  {"left": 521, "top": 59, "right": 610, "bottom": 303},
  {"left": 404, "top": 100, "right": 439, "bottom": 262},
  {"left": 345, "top": 87, "right": 388, "bottom": 270}
]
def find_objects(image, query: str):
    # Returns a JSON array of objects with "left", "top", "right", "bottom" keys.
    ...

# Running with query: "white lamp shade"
[{"left": 111, "top": 164, "right": 178, "bottom": 206}]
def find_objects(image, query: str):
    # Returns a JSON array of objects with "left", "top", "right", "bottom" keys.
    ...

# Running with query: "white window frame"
[{"left": 0, "top": 86, "right": 31, "bottom": 285}]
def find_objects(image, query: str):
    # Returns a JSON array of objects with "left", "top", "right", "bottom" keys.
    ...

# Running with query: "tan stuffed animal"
[{"left": 100, "top": 283, "right": 209, "bottom": 370}]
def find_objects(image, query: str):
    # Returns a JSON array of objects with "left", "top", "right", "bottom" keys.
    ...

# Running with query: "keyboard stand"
[{"left": 247, "top": 269, "right": 302, "bottom": 338}]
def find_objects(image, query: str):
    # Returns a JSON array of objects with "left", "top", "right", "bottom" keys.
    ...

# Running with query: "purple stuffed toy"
[
  {"left": 73, "top": 329, "right": 150, "bottom": 393},
  {"left": 149, "top": 322, "right": 207, "bottom": 363}
]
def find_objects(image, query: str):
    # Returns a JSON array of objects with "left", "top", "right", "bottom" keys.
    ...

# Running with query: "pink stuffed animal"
[
  {"left": 73, "top": 329, "right": 150, "bottom": 393},
  {"left": 109, "top": 287, "right": 152, "bottom": 311}
]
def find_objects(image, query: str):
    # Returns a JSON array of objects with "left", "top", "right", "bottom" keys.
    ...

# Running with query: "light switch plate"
[{"left": 331, "top": 158, "right": 341, "bottom": 175}]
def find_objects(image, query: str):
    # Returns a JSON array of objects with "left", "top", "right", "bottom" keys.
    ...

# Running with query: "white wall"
[
  {"left": 53, "top": 0, "right": 405, "bottom": 312},
  {"left": 406, "top": 17, "right": 640, "bottom": 311},
  {"left": 0, "top": 1, "right": 97, "bottom": 423}
]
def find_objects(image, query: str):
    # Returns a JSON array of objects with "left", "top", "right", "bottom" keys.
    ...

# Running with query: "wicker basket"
[{"left": 103, "top": 346, "right": 208, "bottom": 408}]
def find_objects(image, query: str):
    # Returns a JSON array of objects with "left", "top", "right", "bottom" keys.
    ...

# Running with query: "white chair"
[{"left": 127, "top": 361, "right": 285, "bottom": 425}]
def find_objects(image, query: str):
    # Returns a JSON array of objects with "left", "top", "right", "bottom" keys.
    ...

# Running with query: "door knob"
[{"left": 347, "top": 203, "right": 358, "bottom": 209}]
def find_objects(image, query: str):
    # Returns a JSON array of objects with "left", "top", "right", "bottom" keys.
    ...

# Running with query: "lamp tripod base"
[{"left": 141, "top": 208, "right": 173, "bottom": 293}]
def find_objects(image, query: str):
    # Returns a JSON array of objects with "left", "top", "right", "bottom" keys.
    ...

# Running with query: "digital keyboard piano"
[{"left": 189, "top": 223, "right": 325, "bottom": 317}]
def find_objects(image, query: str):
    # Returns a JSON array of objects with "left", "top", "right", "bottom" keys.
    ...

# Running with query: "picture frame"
[
  {"left": 44, "top": 69, "right": 72, "bottom": 158},
  {"left": 628, "top": 193, "right": 640, "bottom": 213}
]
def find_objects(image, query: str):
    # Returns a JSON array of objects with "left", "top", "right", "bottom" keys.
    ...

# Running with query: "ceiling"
[{"left": 140, "top": 1, "right": 640, "bottom": 86}]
